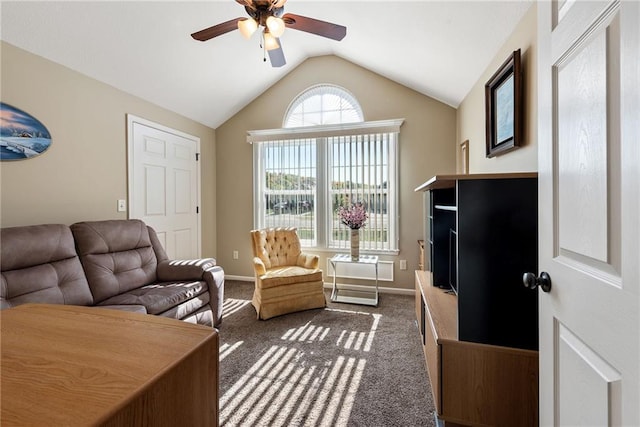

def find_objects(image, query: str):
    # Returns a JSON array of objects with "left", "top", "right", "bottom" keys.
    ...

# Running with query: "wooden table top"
[{"left": 1, "top": 304, "right": 217, "bottom": 426}]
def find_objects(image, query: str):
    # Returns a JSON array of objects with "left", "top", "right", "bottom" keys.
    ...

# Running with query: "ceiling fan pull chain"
[{"left": 261, "top": 34, "right": 267, "bottom": 62}]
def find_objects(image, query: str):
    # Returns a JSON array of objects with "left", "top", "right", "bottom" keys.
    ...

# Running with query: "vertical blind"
[
  {"left": 328, "top": 133, "right": 395, "bottom": 251},
  {"left": 250, "top": 119, "right": 403, "bottom": 252}
]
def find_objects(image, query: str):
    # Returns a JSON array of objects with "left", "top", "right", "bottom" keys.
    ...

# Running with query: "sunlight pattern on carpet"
[
  {"left": 281, "top": 321, "right": 330, "bottom": 343},
  {"left": 220, "top": 311, "right": 382, "bottom": 426},
  {"left": 223, "top": 298, "right": 252, "bottom": 318},
  {"left": 220, "top": 341, "right": 244, "bottom": 361},
  {"left": 220, "top": 347, "right": 366, "bottom": 426}
]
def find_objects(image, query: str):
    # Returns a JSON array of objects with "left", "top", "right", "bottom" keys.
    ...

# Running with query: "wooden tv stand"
[{"left": 415, "top": 271, "right": 538, "bottom": 426}]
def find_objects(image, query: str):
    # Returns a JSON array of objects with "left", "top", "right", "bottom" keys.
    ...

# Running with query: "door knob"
[{"left": 523, "top": 271, "right": 552, "bottom": 293}]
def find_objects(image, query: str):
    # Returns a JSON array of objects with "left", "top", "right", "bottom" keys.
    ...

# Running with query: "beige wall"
[
  {"left": 216, "top": 55, "right": 456, "bottom": 290},
  {"left": 0, "top": 42, "right": 218, "bottom": 257},
  {"left": 456, "top": 3, "right": 537, "bottom": 174},
  {"left": 1, "top": 4, "right": 538, "bottom": 290}
]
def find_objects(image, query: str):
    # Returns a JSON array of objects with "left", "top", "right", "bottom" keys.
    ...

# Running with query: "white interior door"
[
  {"left": 127, "top": 115, "right": 201, "bottom": 260},
  {"left": 537, "top": 1, "right": 639, "bottom": 425}
]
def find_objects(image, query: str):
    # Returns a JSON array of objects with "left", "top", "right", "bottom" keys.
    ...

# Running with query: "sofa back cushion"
[
  {"left": 1, "top": 224, "right": 93, "bottom": 309},
  {"left": 71, "top": 220, "right": 158, "bottom": 303},
  {"left": 251, "top": 227, "right": 302, "bottom": 269}
]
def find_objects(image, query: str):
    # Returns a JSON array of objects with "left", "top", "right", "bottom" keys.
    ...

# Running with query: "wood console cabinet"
[
  {"left": 416, "top": 271, "right": 538, "bottom": 426},
  {"left": 414, "top": 173, "right": 539, "bottom": 426}
]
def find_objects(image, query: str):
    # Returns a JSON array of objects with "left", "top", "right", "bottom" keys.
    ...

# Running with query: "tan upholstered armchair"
[{"left": 250, "top": 227, "right": 326, "bottom": 320}]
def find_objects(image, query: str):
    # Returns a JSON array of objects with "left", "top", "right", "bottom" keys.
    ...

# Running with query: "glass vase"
[{"left": 350, "top": 229, "right": 360, "bottom": 261}]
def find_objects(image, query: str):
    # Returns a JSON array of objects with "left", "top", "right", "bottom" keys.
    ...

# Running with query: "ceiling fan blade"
[
  {"left": 270, "top": 0, "right": 287, "bottom": 10},
  {"left": 235, "top": 0, "right": 255, "bottom": 11},
  {"left": 268, "top": 39, "right": 286, "bottom": 68},
  {"left": 191, "top": 17, "right": 244, "bottom": 41},
  {"left": 282, "top": 13, "right": 346, "bottom": 41}
]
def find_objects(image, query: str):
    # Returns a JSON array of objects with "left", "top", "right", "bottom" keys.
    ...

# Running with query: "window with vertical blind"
[{"left": 250, "top": 85, "right": 402, "bottom": 253}]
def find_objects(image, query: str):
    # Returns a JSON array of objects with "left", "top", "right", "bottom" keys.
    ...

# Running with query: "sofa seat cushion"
[
  {"left": 97, "top": 280, "right": 208, "bottom": 315},
  {"left": 158, "top": 291, "right": 210, "bottom": 321},
  {"left": 258, "top": 266, "right": 323, "bottom": 289}
]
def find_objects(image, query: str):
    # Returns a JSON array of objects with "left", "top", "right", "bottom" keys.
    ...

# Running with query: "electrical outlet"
[
  {"left": 117, "top": 199, "right": 126, "bottom": 212},
  {"left": 400, "top": 259, "right": 407, "bottom": 270},
  {"left": 233, "top": 250, "right": 239, "bottom": 260}
]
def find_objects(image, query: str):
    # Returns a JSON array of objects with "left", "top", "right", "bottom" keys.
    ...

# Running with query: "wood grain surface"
[{"left": 1, "top": 304, "right": 218, "bottom": 426}]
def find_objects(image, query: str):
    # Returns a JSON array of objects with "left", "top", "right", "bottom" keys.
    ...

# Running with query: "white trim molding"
[{"left": 246, "top": 119, "right": 405, "bottom": 143}]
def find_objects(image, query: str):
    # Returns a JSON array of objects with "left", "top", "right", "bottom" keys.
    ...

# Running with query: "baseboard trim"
[{"left": 225, "top": 275, "right": 254, "bottom": 282}]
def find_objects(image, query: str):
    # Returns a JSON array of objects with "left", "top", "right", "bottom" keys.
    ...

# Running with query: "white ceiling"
[{"left": 1, "top": 1, "right": 533, "bottom": 129}]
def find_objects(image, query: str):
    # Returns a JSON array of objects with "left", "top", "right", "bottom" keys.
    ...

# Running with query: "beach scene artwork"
[{"left": 1, "top": 103, "right": 52, "bottom": 160}]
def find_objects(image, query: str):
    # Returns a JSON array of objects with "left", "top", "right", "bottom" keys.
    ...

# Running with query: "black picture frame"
[{"left": 485, "top": 49, "right": 522, "bottom": 158}]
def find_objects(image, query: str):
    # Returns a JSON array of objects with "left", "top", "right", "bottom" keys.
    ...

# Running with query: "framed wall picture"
[
  {"left": 1, "top": 102, "right": 52, "bottom": 160},
  {"left": 485, "top": 49, "right": 522, "bottom": 158}
]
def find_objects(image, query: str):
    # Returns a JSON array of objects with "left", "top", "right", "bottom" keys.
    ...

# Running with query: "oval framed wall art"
[{"left": 1, "top": 102, "right": 52, "bottom": 161}]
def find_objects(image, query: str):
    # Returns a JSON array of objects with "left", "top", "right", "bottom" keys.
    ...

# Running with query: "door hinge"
[
  {"left": 196, "top": 206, "right": 200, "bottom": 214},
  {"left": 195, "top": 153, "right": 200, "bottom": 161}
]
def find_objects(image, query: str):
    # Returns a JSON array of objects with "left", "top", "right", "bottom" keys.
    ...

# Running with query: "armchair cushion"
[{"left": 258, "top": 266, "right": 323, "bottom": 289}]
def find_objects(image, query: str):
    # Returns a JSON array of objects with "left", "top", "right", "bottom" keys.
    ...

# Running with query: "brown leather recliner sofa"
[{"left": 0, "top": 219, "right": 224, "bottom": 328}]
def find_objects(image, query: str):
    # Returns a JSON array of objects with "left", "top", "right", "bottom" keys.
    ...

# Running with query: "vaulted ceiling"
[{"left": 1, "top": 1, "right": 533, "bottom": 129}]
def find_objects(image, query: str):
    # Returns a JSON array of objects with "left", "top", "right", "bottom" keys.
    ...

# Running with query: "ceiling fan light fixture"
[
  {"left": 266, "top": 16, "right": 285, "bottom": 38},
  {"left": 263, "top": 30, "right": 280, "bottom": 51},
  {"left": 191, "top": 0, "right": 345, "bottom": 68},
  {"left": 238, "top": 18, "right": 258, "bottom": 39}
]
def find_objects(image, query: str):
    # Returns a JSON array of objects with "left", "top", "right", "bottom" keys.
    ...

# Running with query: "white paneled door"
[
  {"left": 537, "top": 1, "right": 639, "bottom": 425},
  {"left": 128, "top": 115, "right": 201, "bottom": 260}
]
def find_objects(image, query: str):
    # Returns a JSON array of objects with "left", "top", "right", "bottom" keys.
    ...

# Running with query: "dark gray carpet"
[{"left": 219, "top": 280, "right": 436, "bottom": 427}]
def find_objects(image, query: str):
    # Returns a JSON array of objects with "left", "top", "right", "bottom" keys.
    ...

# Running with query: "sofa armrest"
[
  {"left": 203, "top": 265, "right": 225, "bottom": 328},
  {"left": 157, "top": 259, "right": 224, "bottom": 328},
  {"left": 297, "top": 253, "right": 319, "bottom": 269},
  {"left": 156, "top": 258, "right": 217, "bottom": 281},
  {"left": 253, "top": 257, "right": 267, "bottom": 276}
]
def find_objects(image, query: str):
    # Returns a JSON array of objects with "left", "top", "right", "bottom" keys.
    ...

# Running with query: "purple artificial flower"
[{"left": 338, "top": 202, "right": 368, "bottom": 230}]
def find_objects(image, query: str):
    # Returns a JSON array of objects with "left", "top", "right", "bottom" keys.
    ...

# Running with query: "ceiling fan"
[{"left": 191, "top": 0, "right": 347, "bottom": 68}]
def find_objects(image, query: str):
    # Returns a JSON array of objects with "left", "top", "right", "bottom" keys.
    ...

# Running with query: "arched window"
[
  {"left": 283, "top": 84, "right": 363, "bottom": 128},
  {"left": 251, "top": 85, "right": 401, "bottom": 254}
]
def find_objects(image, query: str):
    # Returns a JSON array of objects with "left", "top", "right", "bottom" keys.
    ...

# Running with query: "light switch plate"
[{"left": 117, "top": 199, "right": 127, "bottom": 212}]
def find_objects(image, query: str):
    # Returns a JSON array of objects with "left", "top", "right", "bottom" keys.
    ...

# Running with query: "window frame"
[
  {"left": 283, "top": 84, "right": 364, "bottom": 128},
  {"left": 250, "top": 119, "right": 403, "bottom": 255}
]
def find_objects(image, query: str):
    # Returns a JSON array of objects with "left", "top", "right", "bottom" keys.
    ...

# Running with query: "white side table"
[{"left": 329, "top": 254, "right": 379, "bottom": 306}]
